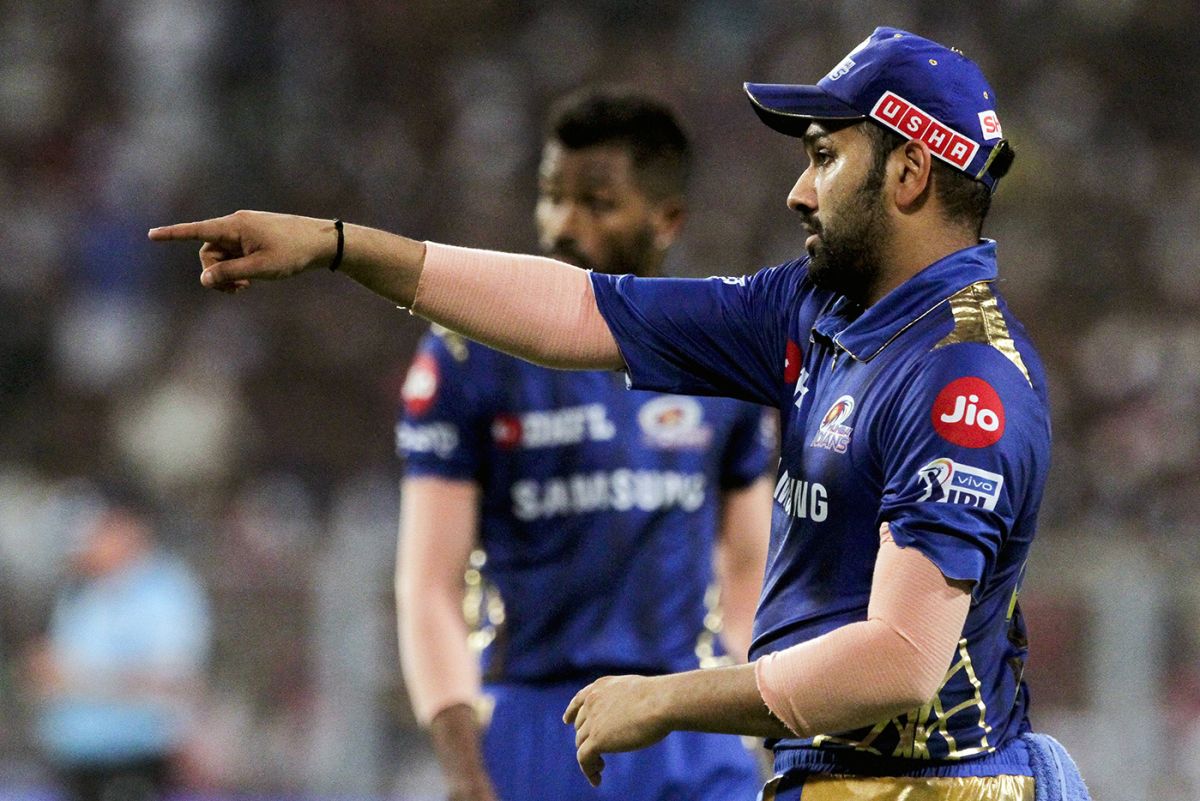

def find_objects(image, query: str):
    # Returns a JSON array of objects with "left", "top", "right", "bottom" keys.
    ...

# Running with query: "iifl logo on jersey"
[
  {"left": 931, "top": 377, "right": 1004, "bottom": 448},
  {"left": 491, "top": 404, "right": 617, "bottom": 451},
  {"left": 810, "top": 395, "right": 855, "bottom": 453}
]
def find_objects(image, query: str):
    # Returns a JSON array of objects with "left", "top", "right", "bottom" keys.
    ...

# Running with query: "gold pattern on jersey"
[
  {"left": 934, "top": 282, "right": 1032, "bottom": 386},
  {"left": 463, "top": 548, "right": 505, "bottom": 654},
  {"left": 811, "top": 638, "right": 992, "bottom": 759},
  {"left": 431, "top": 323, "right": 469, "bottom": 362},
  {"left": 695, "top": 583, "right": 735, "bottom": 668}
]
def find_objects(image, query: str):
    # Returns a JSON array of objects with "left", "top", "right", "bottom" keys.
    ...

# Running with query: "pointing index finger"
[{"left": 147, "top": 216, "right": 235, "bottom": 244}]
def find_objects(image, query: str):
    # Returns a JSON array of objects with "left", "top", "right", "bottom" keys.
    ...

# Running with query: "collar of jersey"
[{"left": 813, "top": 240, "right": 999, "bottom": 362}]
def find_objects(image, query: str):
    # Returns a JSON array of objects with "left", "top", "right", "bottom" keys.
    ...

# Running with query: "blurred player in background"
[
  {"left": 24, "top": 484, "right": 211, "bottom": 801},
  {"left": 150, "top": 26, "right": 1091, "bottom": 800},
  {"left": 393, "top": 90, "right": 773, "bottom": 801}
]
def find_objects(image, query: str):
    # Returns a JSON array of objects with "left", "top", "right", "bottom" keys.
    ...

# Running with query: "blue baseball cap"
[{"left": 745, "top": 27, "right": 1011, "bottom": 191}]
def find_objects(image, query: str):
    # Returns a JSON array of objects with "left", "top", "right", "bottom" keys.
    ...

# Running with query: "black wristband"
[{"left": 328, "top": 218, "right": 345, "bottom": 271}]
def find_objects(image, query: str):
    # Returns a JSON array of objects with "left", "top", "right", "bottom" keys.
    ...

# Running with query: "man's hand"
[
  {"left": 563, "top": 675, "right": 670, "bottom": 787},
  {"left": 148, "top": 211, "right": 338, "bottom": 293}
]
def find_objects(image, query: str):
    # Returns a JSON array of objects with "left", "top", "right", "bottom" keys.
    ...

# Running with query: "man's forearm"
[
  {"left": 149, "top": 212, "right": 623, "bottom": 370},
  {"left": 339, "top": 224, "right": 427, "bottom": 307},
  {"left": 428, "top": 703, "right": 498, "bottom": 801},
  {"left": 653, "top": 664, "right": 793, "bottom": 739}
]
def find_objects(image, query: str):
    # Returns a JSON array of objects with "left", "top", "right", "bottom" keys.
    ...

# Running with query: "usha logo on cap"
[{"left": 870, "top": 91, "right": 980, "bottom": 170}]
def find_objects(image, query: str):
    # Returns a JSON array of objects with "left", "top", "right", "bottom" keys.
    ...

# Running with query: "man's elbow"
[{"left": 876, "top": 648, "right": 951, "bottom": 717}]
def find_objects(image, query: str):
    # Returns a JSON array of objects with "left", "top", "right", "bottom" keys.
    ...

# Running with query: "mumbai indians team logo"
[
  {"left": 638, "top": 396, "right": 711, "bottom": 449},
  {"left": 810, "top": 395, "right": 855, "bottom": 454},
  {"left": 916, "top": 457, "right": 1004, "bottom": 510}
]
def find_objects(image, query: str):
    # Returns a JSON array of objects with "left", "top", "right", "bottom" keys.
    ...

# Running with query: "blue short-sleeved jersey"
[
  {"left": 591, "top": 241, "right": 1050, "bottom": 771},
  {"left": 396, "top": 329, "right": 772, "bottom": 684}
]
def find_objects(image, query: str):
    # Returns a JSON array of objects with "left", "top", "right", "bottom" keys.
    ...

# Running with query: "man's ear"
[
  {"left": 652, "top": 197, "right": 687, "bottom": 251},
  {"left": 893, "top": 139, "right": 934, "bottom": 211}
]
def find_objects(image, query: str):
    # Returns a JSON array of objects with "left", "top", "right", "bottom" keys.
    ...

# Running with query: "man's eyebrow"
[{"left": 803, "top": 128, "right": 831, "bottom": 149}]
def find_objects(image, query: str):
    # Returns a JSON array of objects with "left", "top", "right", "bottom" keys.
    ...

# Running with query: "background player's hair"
[
  {"left": 862, "top": 121, "right": 1015, "bottom": 237},
  {"left": 545, "top": 88, "right": 692, "bottom": 201}
]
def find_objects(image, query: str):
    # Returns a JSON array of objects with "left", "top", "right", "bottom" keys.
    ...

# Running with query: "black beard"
[
  {"left": 805, "top": 167, "right": 890, "bottom": 305},
  {"left": 550, "top": 224, "right": 658, "bottom": 277}
]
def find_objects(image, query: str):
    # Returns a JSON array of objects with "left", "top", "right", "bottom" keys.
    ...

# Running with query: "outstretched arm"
[{"left": 148, "top": 211, "right": 623, "bottom": 370}]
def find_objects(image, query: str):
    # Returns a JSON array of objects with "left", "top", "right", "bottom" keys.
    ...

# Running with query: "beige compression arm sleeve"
[
  {"left": 412, "top": 243, "right": 624, "bottom": 370},
  {"left": 754, "top": 524, "right": 971, "bottom": 737}
]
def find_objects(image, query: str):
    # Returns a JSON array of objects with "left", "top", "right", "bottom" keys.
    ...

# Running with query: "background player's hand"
[
  {"left": 563, "top": 674, "right": 670, "bottom": 787},
  {"left": 148, "top": 210, "right": 339, "bottom": 293}
]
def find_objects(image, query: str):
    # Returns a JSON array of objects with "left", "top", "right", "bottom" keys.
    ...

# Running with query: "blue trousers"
[{"left": 481, "top": 681, "right": 765, "bottom": 801}]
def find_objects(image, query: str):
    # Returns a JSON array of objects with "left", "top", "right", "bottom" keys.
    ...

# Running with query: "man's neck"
[{"left": 866, "top": 226, "right": 977, "bottom": 306}]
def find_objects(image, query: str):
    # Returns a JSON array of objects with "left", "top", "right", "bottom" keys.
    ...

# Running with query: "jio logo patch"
[{"left": 931, "top": 377, "right": 1004, "bottom": 448}]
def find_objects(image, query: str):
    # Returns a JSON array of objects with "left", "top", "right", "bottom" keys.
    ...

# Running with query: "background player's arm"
[
  {"left": 714, "top": 476, "right": 773, "bottom": 661},
  {"left": 396, "top": 476, "right": 497, "bottom": 801},
  {"left": 148, "top": 212, "right": 623, "bottom": 370}
]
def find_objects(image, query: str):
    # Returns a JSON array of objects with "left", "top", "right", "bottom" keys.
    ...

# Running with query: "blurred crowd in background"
[{"left": 1, "top": 1, "right": 1198, "bottom": 800}]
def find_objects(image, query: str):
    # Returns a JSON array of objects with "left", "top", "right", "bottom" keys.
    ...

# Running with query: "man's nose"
[
  {"left": 787, "top": 166, "right": 816, "bottom": 215},
  {"left": 544, "top": 201, "right": 586, "bottom": 241}
]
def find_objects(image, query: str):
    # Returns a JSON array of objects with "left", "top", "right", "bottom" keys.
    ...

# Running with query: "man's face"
[
  {"left": 72, "top": 509, "right": 148, "bottom": 577},
  {"left": 788, "top": 121, "right": 892, "bottom": 304},
  {"left": 535, "top": 142, "right": 675, "bottom": 276}
]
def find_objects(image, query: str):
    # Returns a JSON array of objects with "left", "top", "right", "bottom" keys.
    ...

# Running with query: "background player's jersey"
[
  {"left": 590, "top": 242, "right": 1050, "bottom": 770},
  {"left": 397, "top": 329, "right": 772, "bottom": 685}
]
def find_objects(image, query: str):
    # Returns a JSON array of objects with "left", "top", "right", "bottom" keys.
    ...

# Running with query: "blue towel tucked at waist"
[{"left": 1020, "top": 733, "right": 1091, "bottom": 801}]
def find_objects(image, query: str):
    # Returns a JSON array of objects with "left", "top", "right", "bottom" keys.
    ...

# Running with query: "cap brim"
[{"left": 744, "top": 83, "right": 863, "bottom": 137}]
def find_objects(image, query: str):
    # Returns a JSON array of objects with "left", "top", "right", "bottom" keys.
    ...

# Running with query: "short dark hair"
[
  {"left": 862, "top": 121, "right": 1012, "bottom": 236},
  {"left": 545, "top": 89, "right": 691, "bottom": 200},
  {"left": 94, "top": 477, "right": 157, "bottom": 523}
]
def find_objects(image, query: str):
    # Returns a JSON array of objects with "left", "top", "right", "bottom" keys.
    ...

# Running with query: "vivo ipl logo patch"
[
  {"left": 810, "top": 394, "right": 855, "bottom": 453},
  {"left": 916, "top": 457, "right": 1004, "bottom": 511},
  {"left": 870, "top": 91, "right": 980, "bottom": 169}
]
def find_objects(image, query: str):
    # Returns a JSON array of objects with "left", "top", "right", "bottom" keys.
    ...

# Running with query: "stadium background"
[{"left": 1, "top": 1, "right": 1198, "bottom": 799}]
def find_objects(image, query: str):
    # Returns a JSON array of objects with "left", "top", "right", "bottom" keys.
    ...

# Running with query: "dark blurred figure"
[{"left": 23, "top": 486, "right": 211, "bottom": 801}]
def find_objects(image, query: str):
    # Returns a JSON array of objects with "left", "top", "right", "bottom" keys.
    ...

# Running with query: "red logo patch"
[
  {"left": 401, "top": 353, "right": 439, "bottom": 417},
  {"left": 978, "top": 110, "right": 1003, "bottom": 140},
  {"left": 784, "top": 340, "right": 803, "bottom": 384},
  {"left": 931, "top": 377, "right": 1005, "bottom": 448},
  {"left": 870, "top": 91, "right": 979, "bottom": 170}
]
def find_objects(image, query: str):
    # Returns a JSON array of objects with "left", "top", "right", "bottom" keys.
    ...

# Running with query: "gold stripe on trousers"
[{"left": 760, "top": 773, "right": 1035, "bottom": 800}]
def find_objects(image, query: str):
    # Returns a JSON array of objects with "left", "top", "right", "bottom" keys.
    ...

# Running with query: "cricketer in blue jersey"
[
  {"left": 150, "top": 25, "right": 1091, "bottom": 801},
  {"left": 395, "top": 92, "right": 774, "bottom": 801}
]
